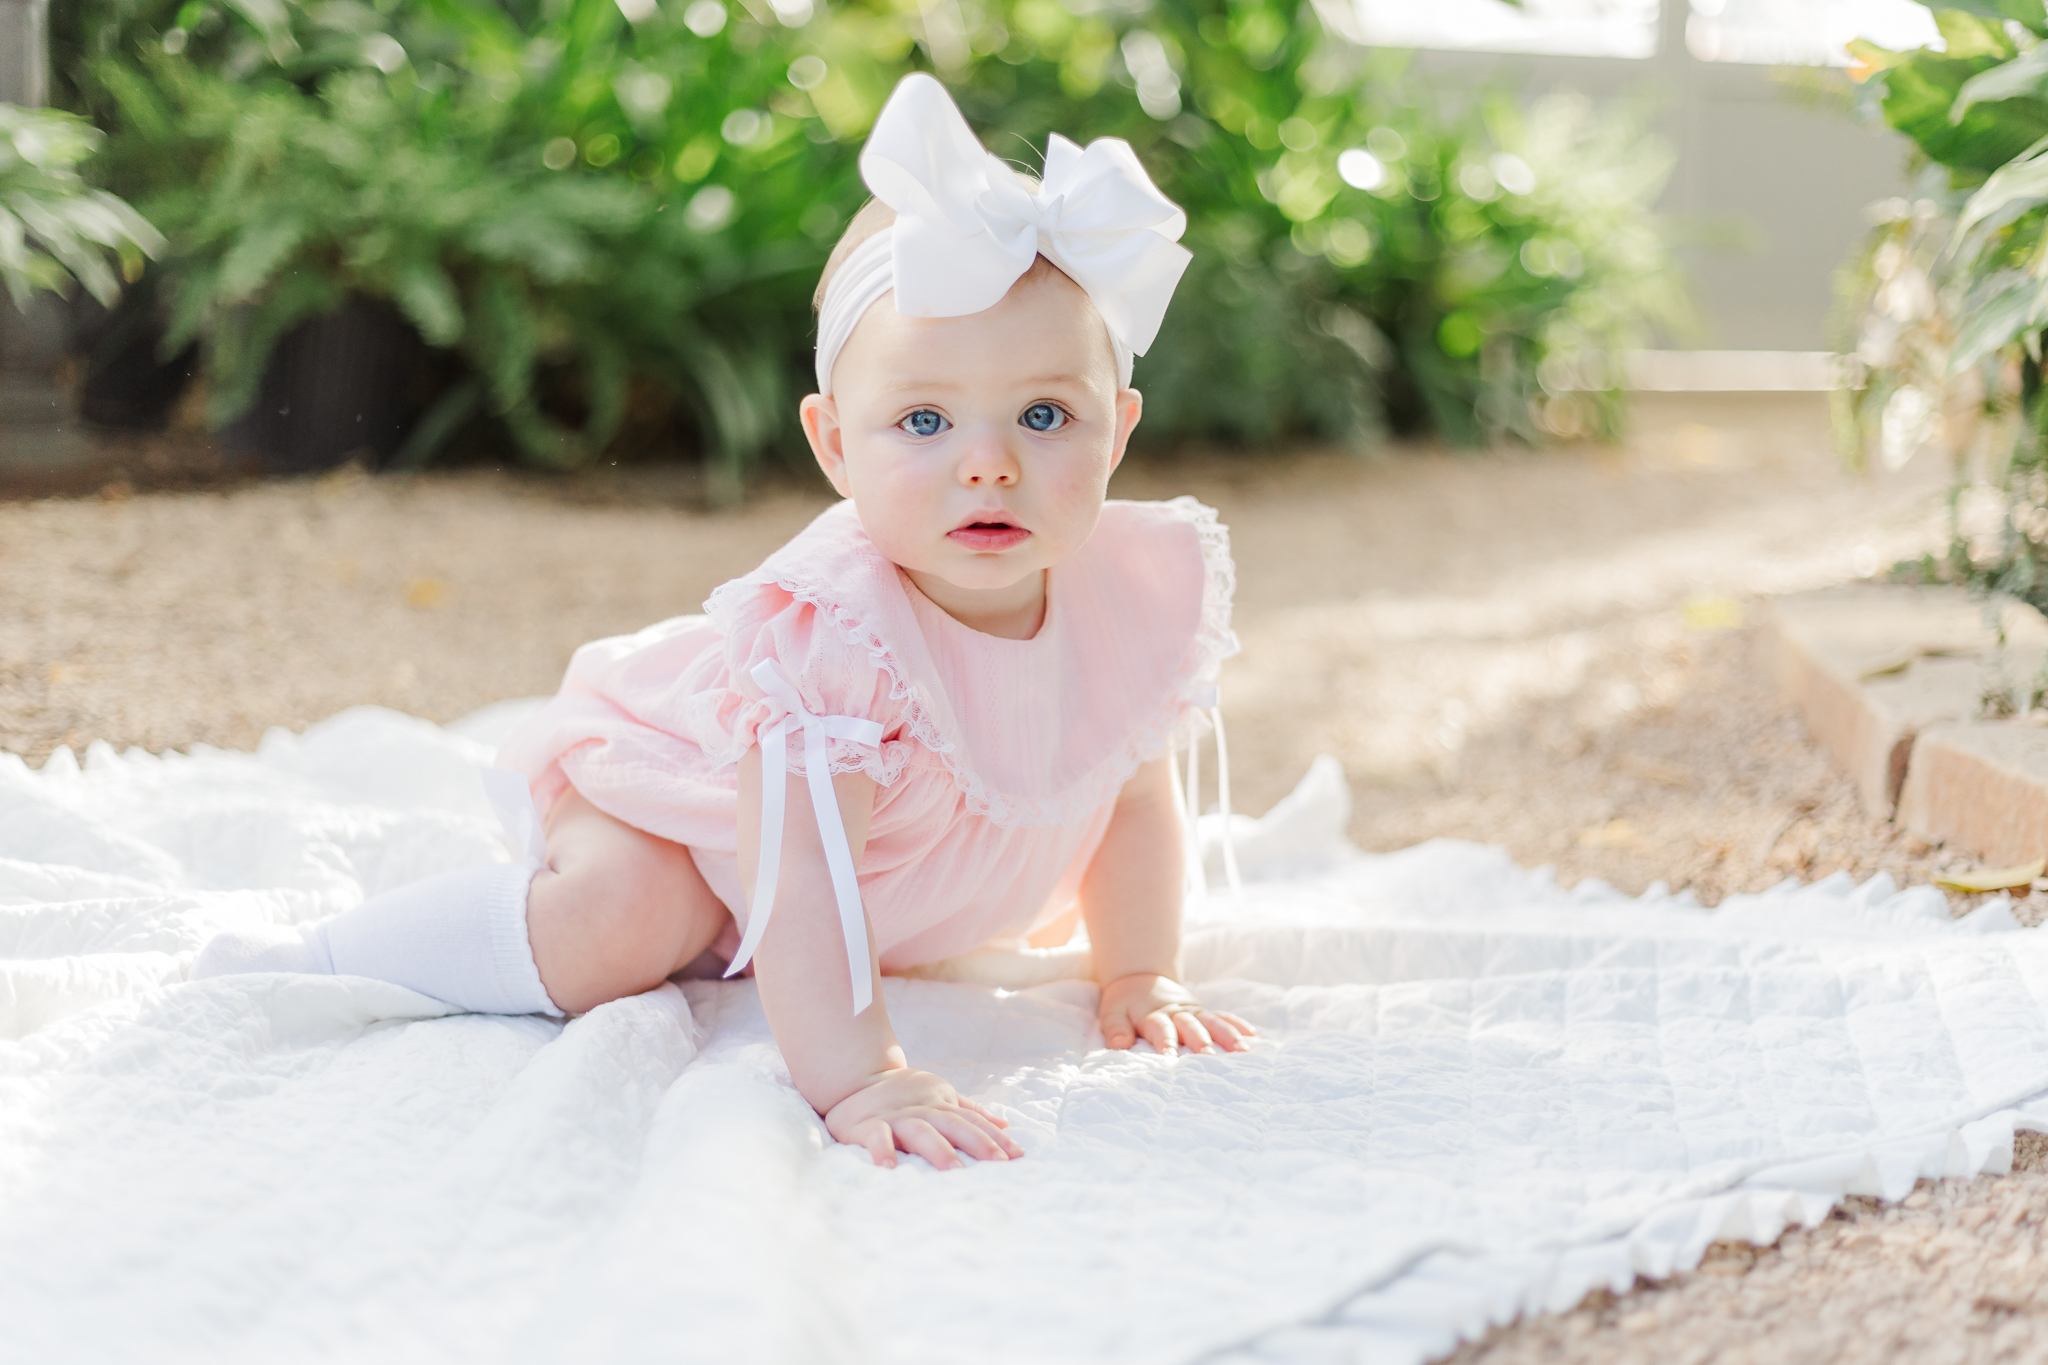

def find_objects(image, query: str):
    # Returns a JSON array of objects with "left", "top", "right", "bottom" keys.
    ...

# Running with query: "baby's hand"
[
  {"left": 1099, "top": 973, "right": 1257, "bottom": 1055},
  {"left": 825, "top": 1067, "right": 1024, "bottom": 1170}
]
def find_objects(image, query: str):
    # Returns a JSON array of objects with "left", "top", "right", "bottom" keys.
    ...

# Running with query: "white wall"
[{"left": 1398, "top": 4, "right": 1910, "bottom": 350}]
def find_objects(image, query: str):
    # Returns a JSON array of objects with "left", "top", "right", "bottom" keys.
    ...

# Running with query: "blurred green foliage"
[
  {"left": 55, "top": 0, "right": 854, "bottom": 483},
  {"left": 53, "top": 0, "right": 1685, "bottom": 481},
  {"left": 0, "top": 104, "right": 162, "bottom": 312},
  {"left": 1841, "top": 1, "right": 2048, "bottom": 626}
]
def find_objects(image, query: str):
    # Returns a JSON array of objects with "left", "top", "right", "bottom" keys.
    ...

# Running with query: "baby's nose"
[{"left": 959, "top": 433, "right": 1020, "bottom": 485}]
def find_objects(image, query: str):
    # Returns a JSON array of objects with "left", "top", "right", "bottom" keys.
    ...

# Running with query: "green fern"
[{"left": 66, "top": 0, "right": 856, "bottom": 473}]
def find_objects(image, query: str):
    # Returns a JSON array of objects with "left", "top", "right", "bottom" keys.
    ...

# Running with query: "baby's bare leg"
[{"left": 527, "top": 789, "right": 733, "bottom": 1015}]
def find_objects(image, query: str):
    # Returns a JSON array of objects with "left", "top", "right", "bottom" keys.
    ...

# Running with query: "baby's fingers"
[
  {"left": 893, "top": 1117, "right": 961, "bottom": 1171},
  {"left": 1201, "top": 1012, "right": 1251, "bottom": 1052},
  {"left": 1173, "top": 1011, "right": 1217, "bottom": 1054},
  {"left": 1210, "top": 1009, "right": 1257, "bottom": 1037},
  {"left": 952, "top": 1101, "right": 1024, "bottom": 1157},
  {"left": 930, "top": 1109, "right": 1016, "bottom": 1163},
  {"left": 956, "top": 1094, "right": 1012, "bottom": 1129},
  {"left": 1139, "top": 1009, "right": 1179, "bottom": 1054},
  {"left": 1101, "top": 1007, "right": 1139, "bottom": 1050},
  {"left": 962, "top": 1105, "right": 1025, "bottom": 1158},
  {"left": 844, "top": 1117, "right": 897, "bottom": 1169}
]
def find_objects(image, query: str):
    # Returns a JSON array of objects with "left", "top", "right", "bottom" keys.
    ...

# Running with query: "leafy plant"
[
  {"left": 58, "top": 0, "right": 859, "bottom": 483},
  {"left": 55, "top": 0, "right": 1685, "bottom": 480},
  {"left": 0, "top": 103, "right": 161, "bottom": 312},
  {"left": 1840, "top": 1, "right": 2048, "bottom": 610}
]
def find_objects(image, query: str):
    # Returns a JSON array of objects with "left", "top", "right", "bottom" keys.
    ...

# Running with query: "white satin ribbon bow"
[
  {"left": 814, "top": 71, "right": 1192, "bottom": 395},
  {"left": 723, "top": 659, "right": 886, "bottom": 1014}
]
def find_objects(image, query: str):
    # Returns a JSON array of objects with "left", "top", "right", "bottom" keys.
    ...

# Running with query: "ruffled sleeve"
[
  {"left": 693, "top": 583, "right": 916, "bottom": 785},
  {"left": 494, "top": 562, "right": 917, "bottom": 847}
]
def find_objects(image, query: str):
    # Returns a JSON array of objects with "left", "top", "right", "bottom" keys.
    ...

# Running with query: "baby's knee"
[{"left": 526, "top": 856, "right": 693, "bottom": 1011}]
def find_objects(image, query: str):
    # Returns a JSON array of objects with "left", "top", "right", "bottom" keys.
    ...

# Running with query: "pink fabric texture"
[{"left": 495, "top": 496, "right": 1237, "bottom": 972}]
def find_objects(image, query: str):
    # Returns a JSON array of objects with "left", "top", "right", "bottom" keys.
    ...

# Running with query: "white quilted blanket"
[{"left": 6, "top": 706, "right": 2048, "bottom": 1365}]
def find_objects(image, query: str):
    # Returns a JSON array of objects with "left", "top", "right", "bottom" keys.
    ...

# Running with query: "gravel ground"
[
  {"left": 4, "top": 392, "right": 2037, "bottom": 1362},
  {"left": 1451, "top": 1134, "right": 2048, "bottom": 1365}
]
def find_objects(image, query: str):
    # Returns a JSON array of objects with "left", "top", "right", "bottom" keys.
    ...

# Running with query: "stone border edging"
[{"left": 1767, "top": 585, "right": 2048, "bottom": 866}]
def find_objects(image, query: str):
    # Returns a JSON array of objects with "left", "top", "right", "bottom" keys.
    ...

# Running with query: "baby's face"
[{"left": 801, "top": 265, "right": 1141, "bottom": 611}]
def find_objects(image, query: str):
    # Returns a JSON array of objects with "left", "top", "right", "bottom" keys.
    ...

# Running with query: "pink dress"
[{"left": 496, "top": 496, "right": 1236, "bottom": 972}]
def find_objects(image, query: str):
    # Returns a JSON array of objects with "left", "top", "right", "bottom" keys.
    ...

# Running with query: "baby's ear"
[
  {"left": 1108, "top": 387, "right": 1142, "bottom": 473},
  {"left": 800, "top": 394, "right": 854, "bottom": 497}
]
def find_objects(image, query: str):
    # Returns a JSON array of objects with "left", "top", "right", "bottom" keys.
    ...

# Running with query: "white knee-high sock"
[
  {"left": 317, "top": 863, "right": 561, "bottom": 1016},
  {"left": 192, "top": 862, "right": 563, "bottom": 1017}
]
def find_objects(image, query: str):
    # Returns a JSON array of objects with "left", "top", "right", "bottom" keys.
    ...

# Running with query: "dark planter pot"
[
  {"left": 70, "top": 275, "right": 198, "bottom": 431},
  {"left": 222, "top": 296, "right": 429, "bottom": 475}
]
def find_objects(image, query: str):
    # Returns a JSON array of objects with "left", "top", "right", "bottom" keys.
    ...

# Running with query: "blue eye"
[
  {"left": 1021, "top": 402, "right": 1067, "bottom": 432},
  {"left": 899, "top": 409, "right": 948, "bottom": 438}
]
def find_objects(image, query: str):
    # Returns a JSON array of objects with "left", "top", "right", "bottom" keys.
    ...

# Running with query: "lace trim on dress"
[
  {"left": 1158, "top": 495, "right": 1241, "bottom": 744},
  {"left": 704, "top": 496, "right": 1238, "bottom": 830}
]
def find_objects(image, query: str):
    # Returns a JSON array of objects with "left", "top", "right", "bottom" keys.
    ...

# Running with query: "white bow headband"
[{"left": 814, "top": 72, "right": 1192, "bottom": 396}]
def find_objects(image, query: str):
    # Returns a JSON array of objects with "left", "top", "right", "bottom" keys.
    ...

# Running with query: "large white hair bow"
[{"left": 814, "top": 72, "right": 1191, "bottom": 395}]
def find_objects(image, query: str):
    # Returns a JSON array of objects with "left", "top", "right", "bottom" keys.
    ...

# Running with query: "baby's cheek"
[
  {"left": 843, "top": 457, "right": 931, "bottom": 536},
  {"left": 851, "top": 500, "right": 923, "bottom": 561},
  {"left": 850, "top": 487, "right": 951, "bottom": 573},
  {"left": 1040, "top": 475, "right": 1109, "bottom": 552}
]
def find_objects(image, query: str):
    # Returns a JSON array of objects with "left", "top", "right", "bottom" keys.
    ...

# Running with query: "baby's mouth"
[{"left": 947, "top": 518, "right": 1032, "bottom": 552}]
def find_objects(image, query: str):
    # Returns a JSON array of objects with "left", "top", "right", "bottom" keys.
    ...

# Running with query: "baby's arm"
[
  {"left": 738, "top": 748, "right": 1022, "bottom": 1169},
  {"left": 1081, "top": 757, "right": 1256, "bottom": 1055}
]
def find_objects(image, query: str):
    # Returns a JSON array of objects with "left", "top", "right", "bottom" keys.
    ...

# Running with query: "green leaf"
[
  {"left": 221, "top": 0, "right": 301, "bottom": 59},
  {"left": 467, "top": 206, "right": 597, "bottom": 283},
  {"left": 0, "top": 105, "right": 159, "bottom": 308},
  {"left": 1952, "top": 269, "right": 2048, "bottom": 369},
  {"left": 1957, "top": 134, "right": 2048, "bottom": 231},
  {"left": 217, "top": 214, "right": 307, "bottom": 300},
  {"left": 413, "top": 0, "right": 526, "bottom": 51},
  {"left": 578, "top": 333, "right": 630, "bottom": 450},
  {"left": 1954, "top": 45, "right": 2048, "bottom": 121},
  {"left": 1883, "top": 53, "right": 2048, "bottom": 172},
  {"left": 1915, "top": 0, "right": 2047, "bottom": 38},
  {"left": 469, "top": 270, "right": 538, "bottom": 413},
  {"left": 388, "top": 376, "right": 483, "bottom": 469},
  {"left": 162, "top": 261, "right": 224, "bottom": 355},
  {"left": 498, "top": 396, "right": 588, "bottom": 468},
  {"left": 0, "top": 205, "right": 32, "bottom": 311},
  {"left": 391, "top": 259, "right": 464, "bottom": 345},
  {"left": 522, "top": 176, "right": 648, "bottom": 233},
  {"left": 91, "top": 190, "right": 167, "bottom": 257},
  {"left": 7, "top": 192, "right": 115, "bottom": 305},
  {"left": 1935, "top": 10, "right": 2017, "bottom": 59}
]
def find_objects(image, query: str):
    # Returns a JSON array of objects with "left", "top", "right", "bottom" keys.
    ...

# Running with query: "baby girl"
[{"left": 196, "top": 73, "right": 1254, "bottom": 1171}]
